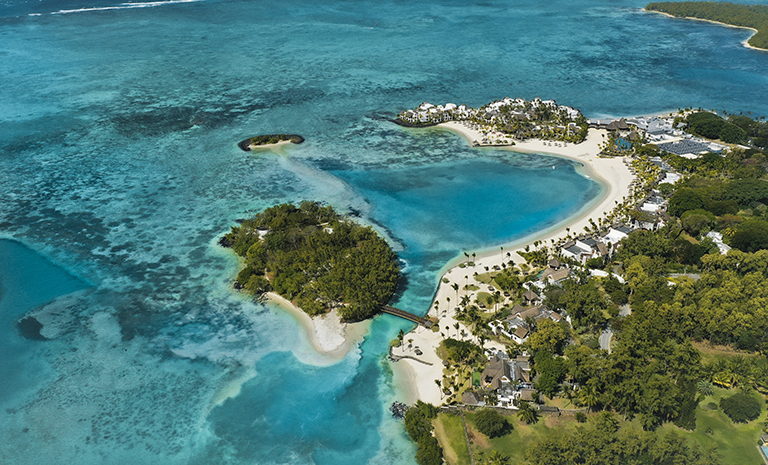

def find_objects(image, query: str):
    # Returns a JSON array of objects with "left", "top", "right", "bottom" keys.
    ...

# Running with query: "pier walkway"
[{"left": 381, "top": 305, "right": 433, "bottom": 328}]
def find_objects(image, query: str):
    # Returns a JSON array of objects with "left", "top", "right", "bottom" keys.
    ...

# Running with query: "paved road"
[{"left": 599, "top": 329, "right": 613, "bottom": 353}]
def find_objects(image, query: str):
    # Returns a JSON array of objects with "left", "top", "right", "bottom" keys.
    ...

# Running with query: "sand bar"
[
  {"left": 266, "top": 292, "right": 370, "bottom": 364},
  {"left": 392, "top": 122, "right": 635, "bottom": 404}
]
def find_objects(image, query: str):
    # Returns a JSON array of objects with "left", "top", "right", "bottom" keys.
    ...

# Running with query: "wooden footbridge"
[{"left": 381, "top": 305, "right": 433, "bottom": 328}]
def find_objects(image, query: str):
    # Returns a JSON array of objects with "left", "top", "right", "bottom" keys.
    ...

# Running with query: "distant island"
[
  {"left": 646, "top": 1, "right": 768, "bottom": 50},
  {"left": 237, "top": 134, "right": 305, "bottom": 151},
  {"left": 395, "top": 97, "right": 589, "bottom": 145},
  {"left": 222, "top": 201, "right": 400, "bottom": 323}
]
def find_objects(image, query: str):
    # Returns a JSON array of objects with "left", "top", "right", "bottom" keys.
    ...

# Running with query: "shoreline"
[
  {"left": 265, "top": 292, "right": 371, "bottom": 363},
  {"left": 393, "top": 122, "right": 635, "bottom": 404},
  {"left": 645, "top": 9, "right": 767, "bottom": 52}
]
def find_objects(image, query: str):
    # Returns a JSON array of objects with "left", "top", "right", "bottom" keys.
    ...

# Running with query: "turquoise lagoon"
[{"left": 1, "top": 0, "right": 768, "bottom": 463}]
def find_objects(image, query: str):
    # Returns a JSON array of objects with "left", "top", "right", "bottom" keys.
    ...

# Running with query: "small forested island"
[
  {"left": 223, "top": 201, "right": 400, "bottom": 322},
  {"left": 396, "top": 97, "right": 589, "bottom": 144},
  {"left": 646, "top": 1, "right": 768, "bottom": 50},
  {"left": 237, "top": 134, "right": 305, "bottom": 151}
]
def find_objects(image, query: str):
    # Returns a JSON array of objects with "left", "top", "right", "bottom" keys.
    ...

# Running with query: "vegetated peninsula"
[
  {"left": 391, "top": 107, "right": 768, "bottom": 465},
  {"left": 223, "top": 201, "right": 400, "bottom": 323},
  {"left": 237, "top": 134, "right": 305, "bottom": 151},
  {"left": 646, "top": 1, "right": 768, "bottom": 50}
]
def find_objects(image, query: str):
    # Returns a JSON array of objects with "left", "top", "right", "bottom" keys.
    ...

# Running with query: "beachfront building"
[
  {"left": 490, "top": 304, "right": 563, "bottom": 344},
  {"left": 601, "top": 225, "right": 632, "bottom": 254},
  {"left": 540, "top": 267, "right": 570, "bottom": 286},
  {"left": 478, "top": 351, "right": 533, "bottom": 408},
  {"left": 640, "top": 192, "right": 667, "bottom": 213},
  {"left": 559, "top": 236, "right": 609, "bottom": 265},
  {"left": 396, "top": 97, "right": 589, "bottom": 143}
]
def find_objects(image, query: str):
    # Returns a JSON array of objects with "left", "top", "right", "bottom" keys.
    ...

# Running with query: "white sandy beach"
[
  {"left": 392, "top": 122, "right": 636, "bottom": 405},
  {"left": 266, "top": 292, "right": 371, "bottom": 363},
  {"left": 249, "top": 139, "right": 295, "bottom": 150}
]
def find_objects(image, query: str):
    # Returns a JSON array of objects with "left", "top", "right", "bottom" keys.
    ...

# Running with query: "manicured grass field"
[
  {"left": 434, "top": 413, "right": 471, "bottom": 465},
  {"left": 462, "top": 410, "right": 581, "bottom": 463},
  {"left": 657, "top": 387, "right": 767, "bottom": 465}
]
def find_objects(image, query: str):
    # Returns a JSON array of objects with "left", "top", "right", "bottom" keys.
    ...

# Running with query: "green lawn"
[
  {"left": 476, "top": 292, "right": 493, "bottom": 307},
  {"left": 434, "top": 413, "right": 471, "bottom": 465},
  {"left": 435, "top": 393, "right": 767, "bottom": 465},
  {"left": 657, "top": 387, "right": 768, "bottom": 465},
  {"left": 461, "top": 410, "right": 581, "bottom": 464},
  {"left": 474, "top": 272, "right": 497, "bottom": 284}
]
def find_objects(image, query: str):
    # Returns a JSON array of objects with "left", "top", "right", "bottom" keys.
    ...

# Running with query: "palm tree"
[
  {"left": 517, "top": 402, "right": 539, "bottom": 424},
  {"left": 451, "top": 282, "right": 459, "bottom": 301},
  {"left": 485, "top": 450, "right": 510, "bottom": 465},
  {"left": 696, "top": 379, "right": 715, "bottom": 397},
  {"left": 453, "top": 322, "right": 460, "bottom": 338},
  {"left": 579, "top": 385, "right": 599, "bottom": 413},
  {"left": 435, "top": 379, "right": 443, "bottom": 400}
]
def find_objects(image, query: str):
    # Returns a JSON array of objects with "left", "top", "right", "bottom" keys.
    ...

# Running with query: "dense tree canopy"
[
  {"left": 404, "top": 401, "right": 443, "bottom": 465},
  {"left": 719, "top": 390, "right": 763, "bottom": 423},
  {"left": 474, "top": 408, "right": 508, "bottom": 438},
  {"left": 225, "top": 202, "right": 400, "bottom": 322}
]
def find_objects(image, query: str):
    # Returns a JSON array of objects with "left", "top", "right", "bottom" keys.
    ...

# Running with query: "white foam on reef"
[{"left": 51, "top": 0, "right": 202, "bottom": 15}]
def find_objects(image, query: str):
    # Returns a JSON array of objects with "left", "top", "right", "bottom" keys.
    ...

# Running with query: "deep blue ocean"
[{"left": 1, "top": 0, "right": 767, "bottom": 463}]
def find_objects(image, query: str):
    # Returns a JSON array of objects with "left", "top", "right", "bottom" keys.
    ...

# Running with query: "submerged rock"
[
  {"left": 17, "top": 316, "right": 47, "bottom": 340},
  {"left": 390, "top": 401, "right": 407, "bottom": 419}
]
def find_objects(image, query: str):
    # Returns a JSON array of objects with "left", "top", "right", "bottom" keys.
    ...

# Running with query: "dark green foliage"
[
  {"left": 615, "top": 229, "right": 671, "bottom": 261},
  {"left": 526, "top": 412, "right": 721, "bottom": 465},
  {"left": 473, "top": 408, "right": 508, "bottom": 438},
  {"left": 554, "top": 279, "right": 609, "bottom": 330},
  {"left": 685, "top": 111, "right": 725, "bottom": 140},
  {"left": 226, "top": 202, "right": 400, "bottom": 322},
  {"left": 719, "top": 390, "right": 763, "bottom": 423},
  {"left": 719, "top": 122, "right": 747, "bottom": 143},
  {"left": 603, "top": 276, "right": 629, "bottom": 305},
  {"left": 404, "top": 401, "right": 442, "bottom": 465},
  {"left": 667, "top": 188, "right": 705, "bottom": 217},
  {"left": 575, "top": 412, "right": 587, "bottom": 423},
  {"left": 646, "top": 1, "right": 768, "bottom": 50},
  {"left": 731, "top": 219, "right": 768, "bottom": 252},
  {"left": 671, "top": 239, "right": 708, "bottom": 265},
  {"left": 725, "top": 179, "right": 768, "bottom": 206},
  {"left": 442, "top": 338, "right": 482, "bottom": 363},
  {"left": 532, "top": 351, "right": 567, "bottom": 398},
  {"left": 415, "top": 436, "right": 442, "bottom": 465},
  {"left": 680, "top": 209, "right": 716, "bottom": 236}
]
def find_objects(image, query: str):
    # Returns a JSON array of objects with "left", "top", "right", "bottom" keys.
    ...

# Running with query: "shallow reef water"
[{"left": 1, "top": 0, "right": 767, "bottom": 463}]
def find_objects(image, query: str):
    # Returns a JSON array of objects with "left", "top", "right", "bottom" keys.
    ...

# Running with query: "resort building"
[
  {"left": 490, "top": 305, "right": 564, "bottom": 344},
  {"left": 706, "top": 231, "right": 732, "bottom": 255}
]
